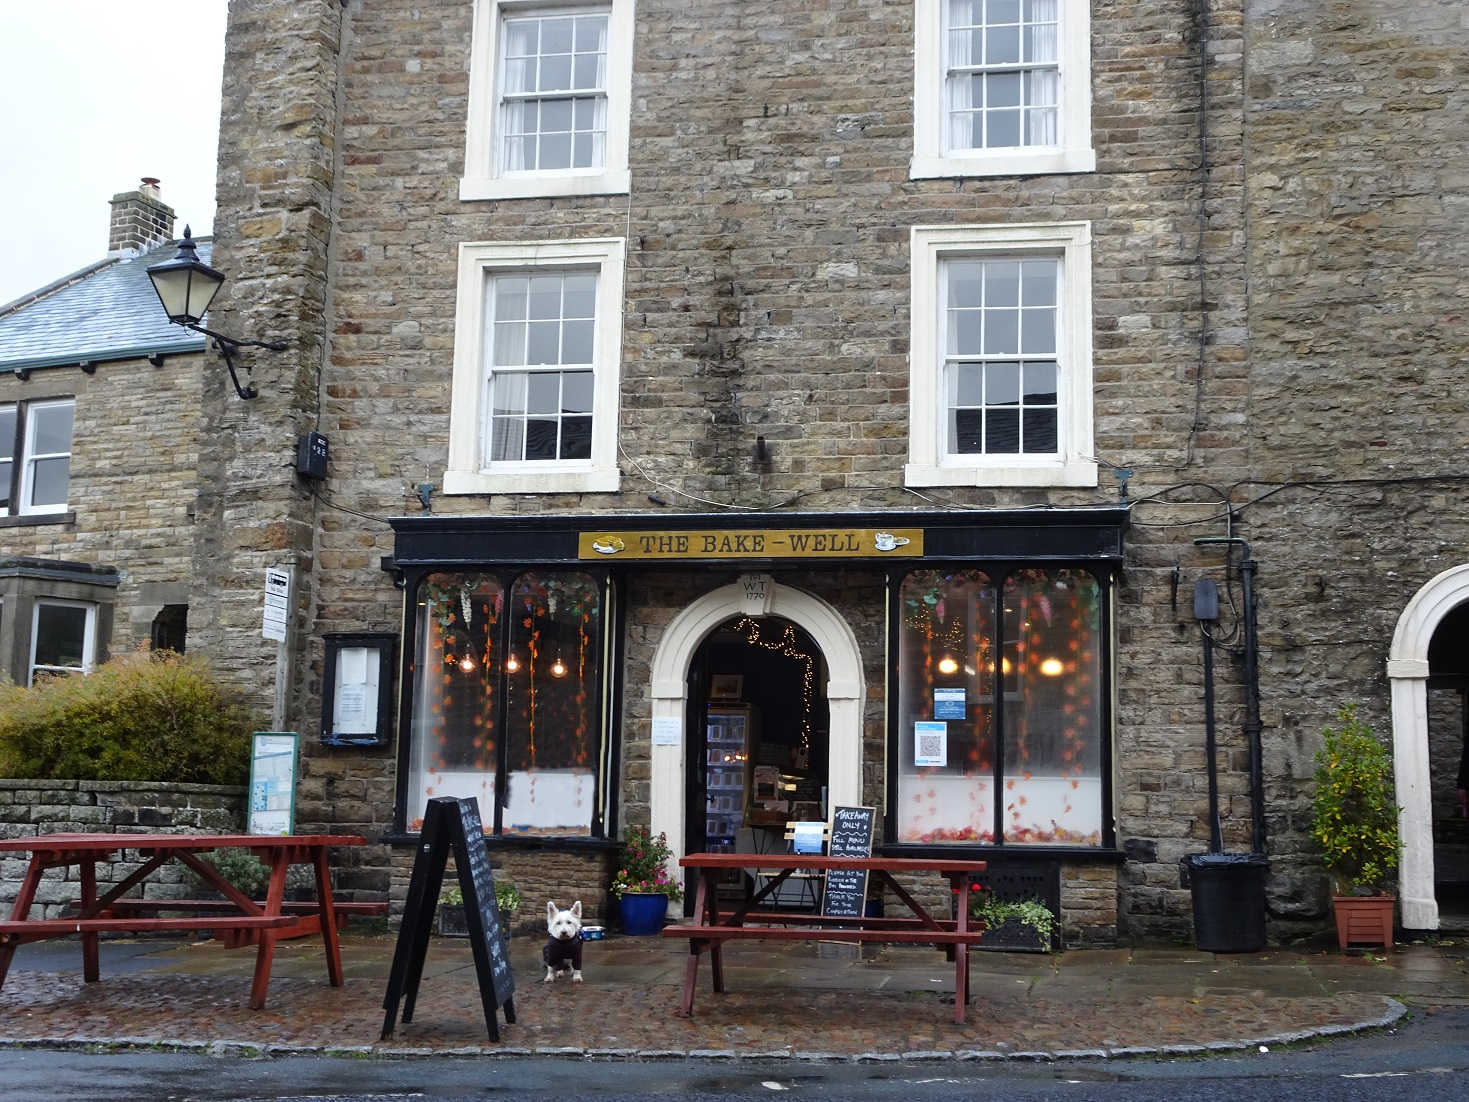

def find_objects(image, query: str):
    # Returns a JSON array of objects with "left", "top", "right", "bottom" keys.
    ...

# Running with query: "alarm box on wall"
[{"left": 321, "top": 632, "right": 396, "bottom": 747}]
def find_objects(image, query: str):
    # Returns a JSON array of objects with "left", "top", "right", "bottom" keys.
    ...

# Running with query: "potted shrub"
[
  {"left": 968, "top": 894, "right": 1057, "bottom": 953},
  {"left": 438, "top": 879, "right": 521, "bottom": 938},
  {"left": 610, "top": 826, "right": 682, "bottom": 934},
  {"left": 1310, "top": 705, "right": 1400, "bottom": 949}
]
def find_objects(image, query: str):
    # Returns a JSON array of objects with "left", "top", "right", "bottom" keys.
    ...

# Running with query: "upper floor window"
[
  {"left": 462, "top": 0, "right": 634, "bottom": 201},
  {"left": 1, "top": 398, "right": 74, "bottom": 516},
  {"left": 907, "top": 223, "right": 1095, "bottom": 488},
  {"left": 912, "top": 0, "right": 1095, "bottom": 179},
  {"left": 446, "top": 238, "right": 624, "bottom": 495}
]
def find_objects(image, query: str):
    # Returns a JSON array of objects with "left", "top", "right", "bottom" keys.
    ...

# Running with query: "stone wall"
[{"left": 0, "top": 780, "right": 245, "bottom": 919}]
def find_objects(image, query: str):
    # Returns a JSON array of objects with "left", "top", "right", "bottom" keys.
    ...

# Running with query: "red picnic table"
[
  {"left": 0, "top": 832, "right": 375, "bottom": 1009},
  {"left": 663, "top": 853, "right": 990, "bottom": 1023}
]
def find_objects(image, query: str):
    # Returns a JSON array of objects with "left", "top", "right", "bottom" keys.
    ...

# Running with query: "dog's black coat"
[{"left": 542, "top": 935, "right": 583, "bottom": 973}]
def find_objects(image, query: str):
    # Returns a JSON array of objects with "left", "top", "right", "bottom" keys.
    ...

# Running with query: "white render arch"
[
  {"left": 646, "top": 575, "right": 866, "bottom": 867},
  {"left": 1387, "top": 563, "right": 1469, "bottom": 929}
]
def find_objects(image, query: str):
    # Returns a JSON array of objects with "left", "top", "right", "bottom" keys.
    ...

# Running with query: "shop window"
[
  {"left": 445, "top": 238, "right": 625, "bottom": 495},
  {"left": 893, "top": 567, "right": 1104, "bottom": 846},
  {"left": 404, "top": 569, "right": 609, "bottom": 837},
  {"left": 907, "top": 223, "right": 1095, "bottom": 488},
  {"left": 461, "top": 0, "right": 634, "bottom": 200},
  {"left": 2, "top": 398, "right": 75, "bottom": 516},
  {"left": 911, "top": 0, "right": 1095, "bottom": 179},
  {"left": 30, "top": 599, "right": 96, "bottom": 683}
]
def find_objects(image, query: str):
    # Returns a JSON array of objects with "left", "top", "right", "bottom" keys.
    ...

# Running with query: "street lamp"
[{"left": 146, "top": 226, "right": 288, "bottom": 398}]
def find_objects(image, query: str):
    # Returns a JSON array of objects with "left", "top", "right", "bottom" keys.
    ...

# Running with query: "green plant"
[
  {"left": 185, "top": 848, "right": 270, "bottom": 898},
  {"left": 1310, "top": 705, "right": 1401, "bottom": 894},
  {"left": 969, "top": 895, "right": 1057, "bottom": 943},
  {"left": 610, "top": 825, "right": 683, "bottom": 900},
  {"left": 440, "top": 880, "right": 521, "bottom": 916},
  {"left": 0, "top": 650, "right": 262, "bottom": 786}
]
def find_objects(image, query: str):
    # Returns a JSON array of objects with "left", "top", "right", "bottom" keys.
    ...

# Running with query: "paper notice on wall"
[
  {"left": 914, "top": 721, "right": 948, "bottom": 768},
  {"left": 933, "top": 687, "right": 966, "bottom": 719},
  {"left": 651, "top": 716, "right": 682, "bottom": 747}
]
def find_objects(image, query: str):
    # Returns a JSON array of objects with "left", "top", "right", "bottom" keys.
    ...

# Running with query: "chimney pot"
[{"left": 109, "top": 178, "right": 176, "bottom": 257}]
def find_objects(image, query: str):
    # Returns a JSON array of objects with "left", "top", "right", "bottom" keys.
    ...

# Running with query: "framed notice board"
[{"left": 247, "top": 732, "right": 299, "bottom": 835}]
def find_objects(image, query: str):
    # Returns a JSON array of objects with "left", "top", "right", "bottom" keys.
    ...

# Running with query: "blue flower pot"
[{"left": 619, "top": 892, "right": 669, "bottom": 935}]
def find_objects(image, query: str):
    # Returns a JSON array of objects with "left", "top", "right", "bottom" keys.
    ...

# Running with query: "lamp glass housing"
[{"left": 146, "top": 228, "right": 226, "bottom": 324}]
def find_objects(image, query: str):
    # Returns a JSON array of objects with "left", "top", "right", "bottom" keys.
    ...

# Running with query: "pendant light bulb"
[
  {"left": 505, "top": 653, "right": 520, "bottom": 673},
  {"left": 458, "top": 654, "right": 475, "bottom": 673},
  {"left": 550, "top": 655, "right": 568, "bottom": 678},
  {"left": 937, "top": 654, "right": 959, "bottom": 676}
]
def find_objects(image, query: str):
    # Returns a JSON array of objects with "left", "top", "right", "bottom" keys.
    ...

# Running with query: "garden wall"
[{"left": 0, "top": 779, "right": 246, "bottom": 919}]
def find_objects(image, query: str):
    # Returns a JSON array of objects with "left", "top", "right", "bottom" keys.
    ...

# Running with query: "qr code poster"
[{"left": 914, "top": 721, "right": 948, "bottom": 767}]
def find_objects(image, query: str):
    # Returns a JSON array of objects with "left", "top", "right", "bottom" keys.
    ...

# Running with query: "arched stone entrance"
[
  {"left": 1388, "top": 563, "right": 1469, "bottom": 929},
  {"left": 647, "top": 575, "right": 866, "bottom": 865}
]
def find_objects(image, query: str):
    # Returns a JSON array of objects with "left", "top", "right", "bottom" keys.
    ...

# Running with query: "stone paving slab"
[{"left": 0, "top": 934, "right": 1459, "bottom": 1060}]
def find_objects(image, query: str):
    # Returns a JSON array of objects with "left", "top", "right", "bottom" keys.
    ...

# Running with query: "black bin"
[{"left": 1186, "top": 853, "right": 1269, "bottom": 953}]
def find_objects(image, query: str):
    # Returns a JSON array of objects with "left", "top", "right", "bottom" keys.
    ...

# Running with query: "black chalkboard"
[
  {"left": 381, "top": 796, "right": 516, "bottom": 1041},
  {"left": 821, "top": 805, "right": 875, "bottom": 919}
]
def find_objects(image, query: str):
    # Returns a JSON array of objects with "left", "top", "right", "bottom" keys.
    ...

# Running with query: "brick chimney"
[{"left": 108, "top": 177, "right": 176, "bottom": 256}]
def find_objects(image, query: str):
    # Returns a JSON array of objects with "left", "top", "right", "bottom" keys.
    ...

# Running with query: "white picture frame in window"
[
  {"left": 445, "top": 237, "right": 625, "bottom": 495},
  {"left": 28, "top": 599, "right": 96, "bottom": 684},
  {"left": 907, "top": 222, "right": 1096, "bottom": 489},
  {"left": 911, "top": 0, "right": 1095, "bottom": 179},
  {"left": 461, "top": 0, "right": 635, "bottom": 201}
]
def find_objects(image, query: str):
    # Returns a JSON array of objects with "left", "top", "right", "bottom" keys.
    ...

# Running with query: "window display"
[{"left": 895, "top": 566, "right": 1103, "bottom": 845}]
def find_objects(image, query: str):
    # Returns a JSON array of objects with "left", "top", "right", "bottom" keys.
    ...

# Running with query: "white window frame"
[
  {"left": 7, "top": 398, "right": 74, "bottom": 516},
  {"left": 461, "top": 0, "right": 634, "bottom": 201},
  {"left": 907, "top": 222, "right": 1096, "bottom": 488},
  {"left": 446, "top": 237, "right": 625, "bottom": 495},
  {"left": 911, "top": 0, "right": 1095, "bottom": 179},
  {"left": 29, "top": 599, "right": 96, "bottom": 684}
]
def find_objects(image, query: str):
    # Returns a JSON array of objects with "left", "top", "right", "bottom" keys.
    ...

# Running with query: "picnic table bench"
[
  {"left": 664, "top": 853, "right": 989, "bottom": 1023},
  {"left": 0, "top": 832, "right": 371, "bottom": 1009}
]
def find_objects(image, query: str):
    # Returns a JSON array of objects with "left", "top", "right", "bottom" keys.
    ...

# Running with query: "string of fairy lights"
[{"left": 729, "top": 616, "right": 815, "bottom": 757}]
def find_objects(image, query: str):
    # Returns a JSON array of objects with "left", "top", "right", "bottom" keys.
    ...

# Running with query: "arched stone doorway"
[
  {"left": 1388, "top": 563, "right": 1469, "bottom": 930},
  {"left": 647, "top": 575, "right": 866, "bottom": 866}
]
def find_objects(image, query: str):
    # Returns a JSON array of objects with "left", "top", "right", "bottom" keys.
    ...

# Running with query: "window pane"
[
  {"left": 896, "top": 570, "right": 997, "bottom": 843},
  {"left": 540, "top": 98, "right": 573, "bottom": 134},
  {"left": 526, "top": 372, "right": 559, "bottom": 414},
  {"left": 949, "top": 262, "right": 981, "bottom": 308},
  {"left": 493, "top": 321, "right": 526, "bottom": 366},
  {"left": 29, "top": 456, "right": 69, "bottom": 507},
  {"left": 0, "top": 407, "right": 14, "bottom": 461},
  {"left": 31, "top": 403, "right": 73, "bottom": 454},
  {"left": 1020, "top": 306, "right": 1056, "bottom": 354},
  {"left": 987, "top": 71, "right": 1021, "bottom": 108},
  {"left": 0, "top": 459, "right": 10, "bottom": 509},
  {"left": 524, "top": 418, "right": 559, "bottom": 459},
  {"left": 985, "top": 26, "right": 1019, "bottom": 65},
  {"left": 491, "top": 416, "right": 525, "bottom": 461},
  {"left": 951, "top": 361, "right": 982, "bottom": 407},
  {"left": 985, "top": 262, "right": 1019, "bottom": 306},
  {"left": 407, "top": 575, "right": 503, "bottom": 832},
  {"left": 560, "top": 415, "right": 593, "bottom": 459},
  {"left": 989, "top": 0, "right": 1021, "bottom": 23},
  {"left": 538, "top": 132, "right": 571, "bottom": 169},
  {"left": 985, "top": 361, "right": 1020, "bottom": 406},
  {"left": 1022, "top": 408, "right": 1057, "bottom": 453},
  {"left": 561, "top": 319, "right": 594, "bottom": 364},
  {"left": 1020, "top": 260, "right": 1055, "bottom": 305},
  {"left": 986, "top": 408, "right": 1019, "bottom": 453},
  {"left": 502, "top": 572, "right": 602, "bottom": 835},
  {"left": 1002, "top": 570, "right": 1103, "bottom": 845},
  {"left": 562, "top": 370, "right": 595, "bottom": 414},
  {"left": 1023, "top": 361, "right": 1057, "bottom": 403},
  {"left": 492, "top": 372, "right": 529, "bottom": 417},
  {"left": 540, "top": 17, "right": 574, "bottom": 55},
  {"left": 983, "top": 308, "right": 1018, "bottom": 354},
  {"left": 539, "top": 53, "right": 572, "bottom": 91},
  {"left": 574, "top": 15, "right": 606, "bottom": 52},
  {"left": 34, "top": 604, "right": 88, "bottom": 669},
  {"left": 573, "top": 53, "right": 600, "bottom": 90},
  {"left": 495, "top": 276, "right": 529, "bottom": 320},
  {"left": 526, "top": 320, "right": 560, "bottom": 363},
  {"left": 950, "top": 309, "right": 981, "bottom": 355},
  {"left": 951, "top": 408, "right": 983, "bottom": 453},
  {"left": 986, "top": 108, "right": 1020, "bottom": 147},
  {"left": 563, "top": 273, "right": 596, "bottom": 317},
  {"left": 527, "top": 276, "right": 561, "bottom": 319}
]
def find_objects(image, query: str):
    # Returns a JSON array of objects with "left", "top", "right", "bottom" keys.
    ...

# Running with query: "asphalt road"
[{"left": 1, "top": 1007, "right": 1466, "bottom": 1102}]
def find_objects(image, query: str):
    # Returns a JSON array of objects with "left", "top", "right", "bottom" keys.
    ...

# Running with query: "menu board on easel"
[
  {"left": 381, "top": 796, "right": 515, "bottom": 1041},
  {"left": 820, "top": 805, "right": 876, "bottom": 918}
]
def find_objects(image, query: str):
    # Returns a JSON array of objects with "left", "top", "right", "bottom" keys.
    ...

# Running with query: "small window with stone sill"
[{"left": 461, "top": 0, "right": 634, "bottom": 201}]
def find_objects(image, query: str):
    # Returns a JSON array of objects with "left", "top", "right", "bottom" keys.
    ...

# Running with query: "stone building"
[
  {"left": 137, "top": 0, "right": 1469, "bottom": 942},
  {"left": 0, "top": 181, "right": 207, "bottom": 685}
]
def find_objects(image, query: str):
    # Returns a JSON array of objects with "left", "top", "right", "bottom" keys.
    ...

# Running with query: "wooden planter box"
[{"left": 1332, "top": 895, "right": 1394, "bottom": 950}]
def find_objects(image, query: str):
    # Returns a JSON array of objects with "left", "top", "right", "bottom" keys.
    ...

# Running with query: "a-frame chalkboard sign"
[
  {"left": 381, "top": 796, "right": 516, "bottom": 1041},
  {"left": 820, "top": 805, "right": 876, "bottom": 919}
]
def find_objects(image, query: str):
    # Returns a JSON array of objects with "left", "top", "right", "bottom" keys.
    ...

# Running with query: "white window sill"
[
  {"left": 905, "top": 458, "right": 1099, "bottom": 489},
  {"left": 444, "top": 466, "right": 621, "bottom": 495},
  {"left": 459, "top": 170, "right": 631, "bottom": 201},
  {"left": 909, "top": 148, "right": 1097, "bottom": 180}
]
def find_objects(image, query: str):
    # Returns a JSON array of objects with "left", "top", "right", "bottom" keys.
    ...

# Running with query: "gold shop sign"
[{"left": 577, "top": 528, "right": 925, "bottom": 560}]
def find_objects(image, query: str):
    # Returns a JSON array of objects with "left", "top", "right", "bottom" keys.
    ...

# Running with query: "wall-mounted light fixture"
[{"left": 146, "top": 226, "right": 289, "bottom": 399}]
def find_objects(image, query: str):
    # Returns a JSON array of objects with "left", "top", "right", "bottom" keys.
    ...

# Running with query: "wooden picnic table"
[
  {"left": 663, "top": 853, "right": 989, "bottom": 1023},
  {"left": 0, "top": 832, "right": 373, "bottom": 1009}
]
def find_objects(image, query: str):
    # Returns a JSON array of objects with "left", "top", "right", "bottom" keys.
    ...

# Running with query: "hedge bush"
[{"left": 0, "top": 650, "right": 262, "bottom": 786}]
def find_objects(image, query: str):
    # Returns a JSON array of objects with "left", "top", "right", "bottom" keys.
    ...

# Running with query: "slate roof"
[{"left": 0, "top": 238, "right": 210, "bottom": 371}]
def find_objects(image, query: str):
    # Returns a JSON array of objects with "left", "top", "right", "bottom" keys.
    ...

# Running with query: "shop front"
[{"left": 386, "top": 509, "right": 1127, "bottom": 940}]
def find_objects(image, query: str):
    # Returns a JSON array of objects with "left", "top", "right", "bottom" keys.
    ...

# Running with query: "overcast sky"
[{"left": 0, "top": 1, "right": 227, "bottom": 305}]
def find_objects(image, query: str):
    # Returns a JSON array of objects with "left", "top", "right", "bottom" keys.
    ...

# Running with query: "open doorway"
[
  {"left": 684, "top": 616, "right": 830, "bottom": 901},
  {"left": 1428, "top": 602, "right": 1469, "bottom": 930}
]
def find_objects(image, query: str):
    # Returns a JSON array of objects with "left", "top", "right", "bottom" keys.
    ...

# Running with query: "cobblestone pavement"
[{"left": 1, "top": 933, "right": 1464, "bottom": 1059}]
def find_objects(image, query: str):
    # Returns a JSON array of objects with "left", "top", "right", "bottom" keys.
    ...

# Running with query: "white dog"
[{"left": 542, "top": 900, "right": 584, "bottom": 983}]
